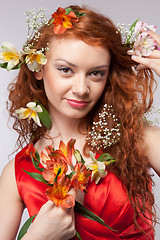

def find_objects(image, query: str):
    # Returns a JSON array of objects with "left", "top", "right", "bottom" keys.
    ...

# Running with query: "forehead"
[{"left": 47, "top": 37, "right": 111, "bottom": 66}]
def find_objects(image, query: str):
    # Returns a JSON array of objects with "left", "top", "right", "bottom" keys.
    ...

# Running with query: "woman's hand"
[
  {"left": 23, "top": 188, "right": 77, "bottom": 240},
  {"left": 128, "top": 30, "right": 160, "bottom": 76}
]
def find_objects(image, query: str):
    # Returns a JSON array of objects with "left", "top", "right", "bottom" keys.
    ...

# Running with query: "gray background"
[{"left": 0, "top": 0, "right": 160, "bottom": 238}]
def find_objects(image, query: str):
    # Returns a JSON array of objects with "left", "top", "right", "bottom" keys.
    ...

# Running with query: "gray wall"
[{"left": 0, "top": 0, "right": 160, "bottom": 238}]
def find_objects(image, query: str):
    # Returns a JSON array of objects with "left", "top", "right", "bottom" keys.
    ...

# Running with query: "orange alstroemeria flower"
[
  {"left": 41, "top": 150, "right": 55, "bottom": 169},
  {"left": 45, "top": 175, "right": 75, "bottom": 209},
  {"left": 49, "top": 139, "right": 75, "bottom": 167},
  {"left": 71, "top": 163, "right": 91, "bottom": 193},
  {"left": 19, "top": 143, "right": 36, "bottom": 159},
  {"left": 42, "top": 158, "right": 68, "bottom": 184},
  {"left": 52, "top": 7, "right": 78, "bottom": 35}
]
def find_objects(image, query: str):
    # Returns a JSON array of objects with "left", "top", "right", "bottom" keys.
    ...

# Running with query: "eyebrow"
[{"left": 55, "top": 59, "right": 109, "bottom": 69}]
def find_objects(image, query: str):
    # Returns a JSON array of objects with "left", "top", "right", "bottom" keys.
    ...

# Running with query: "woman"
[{"left": 0, "top": 5, "right": 160, "bottom": 240}]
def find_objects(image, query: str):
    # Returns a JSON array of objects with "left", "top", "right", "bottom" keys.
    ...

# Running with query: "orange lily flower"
[
  {"left": 42, "top": 158, "right": 68, "bottom": 184},
  {"left": 45, "top": 175, "right": 75, "bottom": 208},
  {"left": 51, "top": 7, "right": 78, "bottom": 35},
  {"left": 71, "top": 163, "right": 91, "bottom": 193},
  {"left": 19, "top": 143, "right": 36, "bottom": 159},
  {"left": 49, "top": 139, "right": 75, "bottom": 167}
]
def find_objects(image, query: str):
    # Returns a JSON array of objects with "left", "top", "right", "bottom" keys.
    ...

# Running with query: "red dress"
[{"left": 15, "top": 145, "right": 154, "bottom": 240}]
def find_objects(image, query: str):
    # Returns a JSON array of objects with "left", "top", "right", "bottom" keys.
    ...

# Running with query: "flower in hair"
[
  {"left": 51, "top": 7, "right": 78, "bottom": 35},
  {"left": 0, "top": 42, "right": 20, "bottom": 70},
  {"left": 16, "top": 102, "right": 43, "bottom": 127},
  {"left": 50, "top": 7, "right": 84, "bottom": 35},
  {"left": 133, "top": 31, "right": 157, "bottom": 56},
  {"left": 20, "top": 49, "right": 47, "bottom": 72},
  {"left": 133, "top": 21, "right": 159, "bottom": 56},
  {"left": 117, "top": 19, "right": 160, "bottom": 56}
]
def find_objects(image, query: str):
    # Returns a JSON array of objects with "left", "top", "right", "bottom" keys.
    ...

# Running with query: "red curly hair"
[{"left": 7, "top": 5, "right": 156, "bottom": 234}]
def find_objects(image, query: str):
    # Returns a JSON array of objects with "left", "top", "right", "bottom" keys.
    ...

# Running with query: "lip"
[{"left": 66, "top": 99, "right": 89, "bottom": 108}]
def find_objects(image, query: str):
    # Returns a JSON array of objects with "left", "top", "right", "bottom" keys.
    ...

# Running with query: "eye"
[
  {"left": 57, "top": 67, "right": 73, "bottom": 74},
  {"left": 89, "top": 70, "right": 106, "bottom": 79}
]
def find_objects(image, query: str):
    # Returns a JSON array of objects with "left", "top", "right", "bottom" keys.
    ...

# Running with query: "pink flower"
[
  {"left": 135, "top": 20, "right": 156, "bottom": 34},
  {"left": 133, "top": 20, "right": 158, "bottom": 56},
  {"left": 133, "top": 32, "right": 157, "bottom": 56}
]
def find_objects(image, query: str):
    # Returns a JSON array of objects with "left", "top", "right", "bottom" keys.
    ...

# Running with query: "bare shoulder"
[
  {"left": 0, "top": 158, "right": 19, "bottom": 195},
  {"left": 0, "top": 159, "right": 24, "bottom": 239},
  {"left": 143, "top": 125, "right": 160, "bottom": 176}
]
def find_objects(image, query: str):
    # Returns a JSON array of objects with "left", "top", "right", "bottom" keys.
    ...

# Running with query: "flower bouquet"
[{"left": 17, "top": 139, "right": 116, "bottom": 240}]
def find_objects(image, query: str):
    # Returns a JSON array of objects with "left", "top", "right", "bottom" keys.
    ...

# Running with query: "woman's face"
[{"left": 35, "top": 38, "right": 110, "bottom": 121}]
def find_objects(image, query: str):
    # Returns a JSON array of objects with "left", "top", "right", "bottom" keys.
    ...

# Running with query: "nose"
[{"left": 72, "top": 73, "right": 89, "bottom": 96}]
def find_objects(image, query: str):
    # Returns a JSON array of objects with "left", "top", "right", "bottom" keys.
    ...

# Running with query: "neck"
[{"left": 44, "top": 108, "right": 87, "bottom": 147}]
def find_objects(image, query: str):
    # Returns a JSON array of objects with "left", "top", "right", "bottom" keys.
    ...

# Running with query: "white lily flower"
[
  {"left": 16, "top": 102, "right": 43, "bottom": 127},
  {"left": 0, "top": 42, "right": 20, "bottom": 70},
  {"left": 88, "top": 151, "right": 107, "bottom": 184},
  {"left": 21, "top": 49, "right": 47, "bottom": 72}
]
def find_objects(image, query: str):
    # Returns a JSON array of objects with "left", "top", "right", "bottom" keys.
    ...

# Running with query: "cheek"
[{"left": 92, "top": 81, "right": 107, "bottom": 101}]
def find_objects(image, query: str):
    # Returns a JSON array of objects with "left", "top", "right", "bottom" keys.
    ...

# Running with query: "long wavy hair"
[{"left": 7, "top": 5, "right": 156, "bottom": 233}]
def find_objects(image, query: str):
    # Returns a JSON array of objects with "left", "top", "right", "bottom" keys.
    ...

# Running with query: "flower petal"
[
  {"left": 1, "top": 42, "right": 18, "bottom": 53},
  {"left": 26, "top": 102, "right": 36, "bottom": 109},
  {"left": 27, "top": 61, "right": 42, "bottom": 72},
  {"left": 53, "top": 24, "right": 66, "bottom": 35},
  {"left": 7, "top": 59, "right": 19, "bottom": 70}
]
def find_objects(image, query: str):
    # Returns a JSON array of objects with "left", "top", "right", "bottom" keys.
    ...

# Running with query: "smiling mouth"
[{"left": 66, "top": 99, "right": 89, "bottom": 108}]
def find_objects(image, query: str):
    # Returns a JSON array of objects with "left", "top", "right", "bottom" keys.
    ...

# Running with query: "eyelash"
[
  {"left": 57, "top": 67, "right": 73, "bottom": 74},
  {"left": 57, "top": 67, "right": 106, "bottom": 79},
  {"left": 89, "top": 71, "right": 105, "bottom": 78}
]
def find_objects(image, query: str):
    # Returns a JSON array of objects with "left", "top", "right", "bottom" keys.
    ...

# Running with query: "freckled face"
[{"left": 36, "top": 38, "right": 111, "bottom": 121}]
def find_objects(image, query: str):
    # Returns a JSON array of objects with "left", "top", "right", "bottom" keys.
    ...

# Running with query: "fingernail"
[
  {"left": 127, "top": 50, "right": 134, "bottom": 54},
  {"left": 131, "top": 55, "right": 137, "bottom": 60},
  {"left": 144, "top": 26, "right": 150, "bottom": 32}
]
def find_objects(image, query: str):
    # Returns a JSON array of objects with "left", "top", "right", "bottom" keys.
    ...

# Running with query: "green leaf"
[
  {"left": 17, "top": 215, "right": 36, "bottom": 240},
  {"left": 31, "top": 154, "right": 44, "bottom": 173},
  {"left": 97, "top": 153, "right": 115, "bottom": 162},
  {"left": 72, "top": 10, "right": 86, "bottom": 17},
  {"left": 74, "top": 201, "right": 116, "bottom": 232},
  {"left": 35, "top": 150, "right": 40, "bottom": 162},
  {"left": 0, "top": 62, "right": 8, "bottom": 69},
  {"left": 127, "top": 18, "right": 139, "bottom": 44},
  {"left": 76, "top": 230, "right": 82, "bottom": 240},
  {"left": 37, "top": 104, "right": 52, "bottom": 130},
  {"left": 65, "top": 7, "right": 86, "bottom": 17},
  {"left": 74, "top": 149, "right": 85, "bottom": 164},
  {"left": 49, "top": 18, "right": 55, "bottom": 24},
  {"left": 22, "top": 169, "right": 52, "bottom": 186},
  {"left": 65, "top": 7, "right": 72, "bottom": 15},
  {"left": 66, "top": 171, "right": 76, "bottom": 179},
  {"left": 18, "top": 60, "right": 25, "bottom": 69},
  {"left": 54, "top": 167, "right": 61, "bottom": 183}
]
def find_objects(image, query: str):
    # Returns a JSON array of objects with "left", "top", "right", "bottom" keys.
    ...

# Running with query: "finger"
[
  {"left": 127, "top": 50, "right": 135, "bottom": 55},
  {"left": 148, "top": 50, "right": 160, "bottom": 59},
  {"left": 136, "top": 63, "right": 147, "bottom": 71},
  {"left": 132, "top": 55, "right": 160, "bottom": 76},
  {"left": 147, "top": 30, "right": 160, "bottom": 46},
  {"left": 128, "top": 49, "right": 160, "bottom": 59},
  {"left": 131, "top": 55, "right": 151, "bottom": 66},
  {"left": 68, "top": 188, "right": 77, "bottom": 199},
  {"left": 40, "top": 200, "right": 55, "bottom": 212}
]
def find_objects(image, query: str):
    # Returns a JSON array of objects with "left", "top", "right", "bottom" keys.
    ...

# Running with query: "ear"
[{"left": 34, "top": 69, "right": 43, "bottom": 80}]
